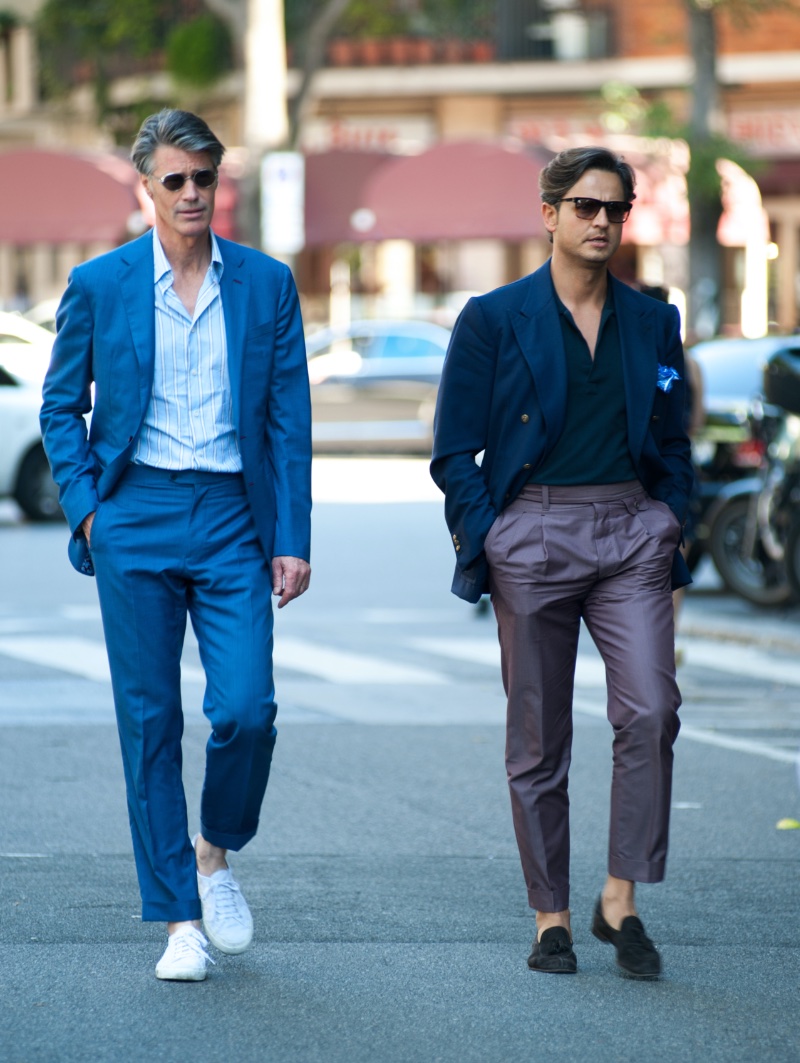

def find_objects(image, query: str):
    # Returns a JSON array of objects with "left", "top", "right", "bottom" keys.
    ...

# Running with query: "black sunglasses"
[
  {"left": 153, "top": 168, "right": 218, "bottom": 192},
  {"left": 558, "top": 197, "right": 632, "bottom": 224}
]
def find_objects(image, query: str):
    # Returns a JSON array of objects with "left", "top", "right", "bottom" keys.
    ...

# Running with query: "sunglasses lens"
[
  {"left": 572, "top": 198, "right": 630, "bottom": 222},
  {"left": 193, "top": 169, "right": 217, "bottom": 188},
  {"left": 160, "top": 174, "right": 185, "bottom": 192}
]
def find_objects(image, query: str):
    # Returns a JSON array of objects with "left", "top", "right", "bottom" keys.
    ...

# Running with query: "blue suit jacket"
[
  {"left": 430, "top": 261, "right": 694, "bottom": 603},
  {"left": 40, "top": 230, "right": 312, "bottom": 575}
]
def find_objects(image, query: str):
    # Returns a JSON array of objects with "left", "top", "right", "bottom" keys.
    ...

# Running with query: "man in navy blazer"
[
  {"left": 40, "top": 110, "right": 311, "bottom": 981},
  {"left": 432, "top": 146, "right": 693, "bottom": 979}
]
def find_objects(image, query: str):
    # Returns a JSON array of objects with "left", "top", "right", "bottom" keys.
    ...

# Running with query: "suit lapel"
[
  {"left": 118, "top": 233, "right": 157, "bottom": 411},
  {"left": 218, "top": 236, "right": 249, "bottom": 430},
  {"left": 510, "top": 260, "right": 568, "bottom": 444},
  {"left": 612, "top": 276, "right": 657, "bottom": 463}
]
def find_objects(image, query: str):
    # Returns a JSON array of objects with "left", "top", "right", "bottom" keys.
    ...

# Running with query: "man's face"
[
  {"left": 542, "top": 168, "right": 627, "bottom": 266},
  {"left": 142, "top": 146, "right": 217, "bottom": 240}
]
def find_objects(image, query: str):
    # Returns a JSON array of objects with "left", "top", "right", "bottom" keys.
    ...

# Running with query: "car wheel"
[{"left": 14, "top": 445, "right": 64, "bottom": 522}]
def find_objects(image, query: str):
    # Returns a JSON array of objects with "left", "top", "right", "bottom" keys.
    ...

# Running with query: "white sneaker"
[
  {"left": 192, "top": 835, "right": 254, "bottom": 955},
  {"left": 155, "top": 926, "right": 214, "bottom": 981}
]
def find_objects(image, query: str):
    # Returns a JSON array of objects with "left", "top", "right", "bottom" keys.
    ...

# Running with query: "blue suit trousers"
[{"left": 89, "top": 464, "right": 277, "bottom": 922}]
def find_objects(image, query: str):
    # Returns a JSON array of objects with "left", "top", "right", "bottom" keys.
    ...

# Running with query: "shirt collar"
[
  {"left": 552, "top": 276, "right": 615, "bottom": 322},
  {"left": 152, "top": 227, "right": 224, "bottom": 286}
]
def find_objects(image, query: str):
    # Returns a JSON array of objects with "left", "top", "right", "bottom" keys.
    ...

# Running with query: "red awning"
[
  {"left": 0, "top": 148, "right": 141, "bottom": 245},
  {"left": 353, "top": 141, "right": 552, "bottom": 242},
  {"left": 304, "top": 149, "right": 395, "bottom": 247}
]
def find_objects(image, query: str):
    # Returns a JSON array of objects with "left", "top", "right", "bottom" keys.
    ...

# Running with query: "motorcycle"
[
  {"left": 768, "top": 348, "right": 800, "bottom": 601},
  {"left": 706, "top": 349, "right": 800, "bottom": 607}
]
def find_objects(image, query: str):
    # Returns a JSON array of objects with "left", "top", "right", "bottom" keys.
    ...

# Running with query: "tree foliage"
[{"left": 166, "top": 14, "right": 233, "bottom": 86}]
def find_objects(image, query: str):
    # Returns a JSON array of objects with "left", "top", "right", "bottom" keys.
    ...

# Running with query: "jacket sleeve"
[
  {"left": 266, "top": 265, "right": 312, "bottom": 561},
  {"left": 39, "top": 271, "right": 99, "bottom": 535},
  {"left": 645, "top": 304, "right": 695, "bottom": 524},
  {"left": 430, "top": 297, "right": 499, "bottom": 576}
]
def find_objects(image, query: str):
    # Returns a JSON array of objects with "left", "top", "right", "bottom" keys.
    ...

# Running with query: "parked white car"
[{"left": 0, "top": 312, "right": 62, "bottom": 520}]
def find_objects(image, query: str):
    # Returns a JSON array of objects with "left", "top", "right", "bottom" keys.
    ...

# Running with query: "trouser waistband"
[
  {"left": 124, "top": 463, "right": 245, "bottom": 488},
  {"left": 520, "top": 481, "right": 642, "bottom": 510}
]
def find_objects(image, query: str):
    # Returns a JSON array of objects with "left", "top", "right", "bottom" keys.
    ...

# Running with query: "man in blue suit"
[
  {"left": 40, "top": 110, "right": 312, "bottom": 981},
  {"left": 431, "top": 146, "right": 693, "bottom": 979}
]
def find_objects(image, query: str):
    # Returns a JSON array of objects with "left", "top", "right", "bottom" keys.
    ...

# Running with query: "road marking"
[
  {"left": 572, "top": 696, "right": 798, "bottom": 764},
  {"left": 414, "top": 638, "right": 608, "bottom": 687},
  {"left": 275, "top": 637, "right": 449, "bottom": 685},
  {"left": 0, "top": 635, "right": 449, "bottom": 687},
  {"left": 0, "top": 637, "right": 206, "bottom": 683},
  {"left": 417, "top": 639, "right": 798, "bottom": 764},
  {"left": 677, "top": 638, "right": 800, "bottom": 687}
]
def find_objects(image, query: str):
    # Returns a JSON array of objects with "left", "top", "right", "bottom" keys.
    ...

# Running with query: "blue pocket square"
[{"left": 657, "top": 365, "right": 681, "bottom": 393}]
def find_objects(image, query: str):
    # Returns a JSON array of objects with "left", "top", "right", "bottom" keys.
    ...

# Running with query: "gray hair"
[
  {"left": 131, "top": 109, "right": 225, "bottom": 176},
  {"left": 539, "top": 146, "right": 636, "bottom": 206}
]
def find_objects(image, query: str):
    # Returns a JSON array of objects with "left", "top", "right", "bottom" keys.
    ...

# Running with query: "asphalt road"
[{"left": 1, "top": 459, "right": 798, "bottom": 1063}]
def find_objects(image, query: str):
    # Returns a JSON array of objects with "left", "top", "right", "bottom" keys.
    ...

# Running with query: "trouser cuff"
[
  {"left": 527, "top": 886, "right": 570, "bottom": 912},
  {"left": 608, "top": 856, "right": 667, "bottom": 883},
  {"left": 200, "top": 821, "right": 257, "bottom": 852},
  {"left": 141, "top": 898, "right": 202, "bottom": 923}
]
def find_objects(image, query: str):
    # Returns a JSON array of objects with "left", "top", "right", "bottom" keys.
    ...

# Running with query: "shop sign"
[
  {"left": 301, "top": 117, "right": 437, "bottom": 155},
  {"left": 728, "top": 110, "right": 800, "bottom": 156}
]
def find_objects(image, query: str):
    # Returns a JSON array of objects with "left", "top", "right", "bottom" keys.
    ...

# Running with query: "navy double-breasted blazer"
[
  {"left": 40, "top": 229, "right": 312, "bottom": 575},
  {"left": 430, "top": 260, "right": 694, "bottom": 603}
]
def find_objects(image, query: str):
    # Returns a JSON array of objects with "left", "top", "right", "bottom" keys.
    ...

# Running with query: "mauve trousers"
[{"left": 485, "top": 481, "right": 682, "bottom": 913}]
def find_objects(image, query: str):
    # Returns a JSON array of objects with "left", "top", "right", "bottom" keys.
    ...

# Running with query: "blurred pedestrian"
[
  {"left": 40, "top": 109, "right": 312, "bottom": 981},
  {"left": 431, "top": 146, "right": 694, "bottom": 979}
]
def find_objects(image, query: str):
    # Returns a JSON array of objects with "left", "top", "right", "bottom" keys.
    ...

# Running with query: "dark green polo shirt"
[{"left": 533, "top": 283, "right": 637, "bottom": 485}]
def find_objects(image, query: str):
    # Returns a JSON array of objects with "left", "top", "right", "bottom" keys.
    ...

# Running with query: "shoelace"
[
  {"left": 207, "top": 878, "right": 248, "bottom": 924},
  {"left": 168, "top": 929, "right": 216, "bottom": 966}
]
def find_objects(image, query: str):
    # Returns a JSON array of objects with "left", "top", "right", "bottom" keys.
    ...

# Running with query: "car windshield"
[{"left": 691, "top": 338, "right": 800, "bottom": 404}]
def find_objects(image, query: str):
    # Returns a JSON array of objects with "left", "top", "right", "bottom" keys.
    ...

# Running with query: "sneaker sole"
[
  {"left": 202, "top": 926, "right": 253, "bottom": 955},
  {"left": 156, "top": 967, "right": 207, "bottom": 981}
]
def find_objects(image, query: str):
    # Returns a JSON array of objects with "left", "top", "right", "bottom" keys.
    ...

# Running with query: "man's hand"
[
  {"left": 81, "top": 511, "right": 96, "bottom": 548},
  {"left": 271, "top": 555, "right": 311, "bottom": 609}
]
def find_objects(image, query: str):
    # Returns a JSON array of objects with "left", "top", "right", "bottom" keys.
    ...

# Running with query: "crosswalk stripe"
[
  {"left": 0, "top": 635, "right": 449, "bottom": 687},
  {"left": 275, "top": 637, "right": 449, "bottom": 685},
  {"left": 676, "top": 637, "right": 800, "bottom": 687},
  {"left": 413, "top": 638, "right": 608, "bottom": 687},
  {"left": 0, "top": 637, "right": 206, "bottom": 684}
]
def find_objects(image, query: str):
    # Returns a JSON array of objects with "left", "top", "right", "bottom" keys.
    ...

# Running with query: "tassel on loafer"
[
  {"left": 591, "top": 896, "right": 661, "bottom": 980},
  {"left": 527, "top": 926, "right": 578, "bottom": 974}
]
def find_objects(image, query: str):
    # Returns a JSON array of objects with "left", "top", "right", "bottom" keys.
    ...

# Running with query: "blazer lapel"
[
  {"left": 218, "top": 237, "right": 249, "bottom": 431},
  {"left": 510, "top": 260, "right": 568, "bottom": 445},
  {"left": 612, "top": 275, "right": 657, "bottom": 463},
  {"left": 118, "top": 232, "right": 156, "bottom": 412}
]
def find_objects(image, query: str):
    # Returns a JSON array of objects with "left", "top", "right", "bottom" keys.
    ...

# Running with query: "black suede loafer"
[
  {"left": 527, "top": 927, "right": 578, "bottom": 974},
  {"left": 591, "top": 896, "right": 661, "bottom": 980}
]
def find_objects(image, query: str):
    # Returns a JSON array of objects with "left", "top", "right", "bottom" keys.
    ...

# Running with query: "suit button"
[
  {"left": 521, "top": 414, "right": 529, "bottom": 423},
  {"left": 455, "top": 545, "right": 461, "bottom": 552},
  {"left": 651, "top": 414, "right": 660, "bottom": 422},
  {"left": 522, "top": 463, "right": 531, "bottom": 469},
  {"left": 452, "top": 533, "right": 458, "bottom": 541}
]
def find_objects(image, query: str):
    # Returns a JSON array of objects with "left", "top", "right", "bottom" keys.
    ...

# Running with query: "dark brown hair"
[{"left": 539, "top": 146, "right": 636, "bottom": 206}]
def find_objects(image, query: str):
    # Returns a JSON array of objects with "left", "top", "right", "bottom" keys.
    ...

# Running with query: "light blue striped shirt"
[{"left": 132, "top": 229, "right": 242, "bottom": 472}]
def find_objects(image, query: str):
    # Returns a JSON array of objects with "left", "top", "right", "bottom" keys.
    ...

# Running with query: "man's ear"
[
  {"left": 541, "top": 201, "right": 558, "bottom": 237},
  {"left": 141, "top": 173, "right": 153, "bottom": 200}
]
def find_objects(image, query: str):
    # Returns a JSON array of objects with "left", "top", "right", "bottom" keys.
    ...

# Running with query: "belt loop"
[{"left": 542, "top": 485, "right": 550, "bottom": 512}]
